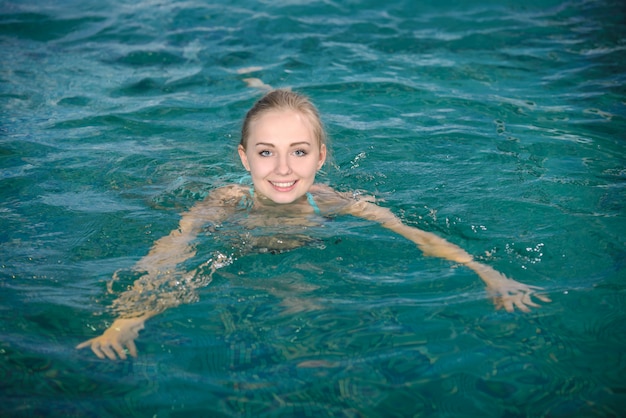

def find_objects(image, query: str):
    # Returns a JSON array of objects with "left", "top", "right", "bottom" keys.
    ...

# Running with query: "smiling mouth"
[{"left": 270, "top": 180, "right": 297, "bottom": 189}]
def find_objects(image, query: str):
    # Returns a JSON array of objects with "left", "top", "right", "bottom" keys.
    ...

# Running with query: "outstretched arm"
[
  {"left": 77, "top": 186, "right": 240, "bottom": 359},
  {"left": 343, "top": 200, "right": 550, "bottom": 312}
]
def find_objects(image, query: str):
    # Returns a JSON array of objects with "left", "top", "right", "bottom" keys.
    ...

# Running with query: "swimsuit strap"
[
  {"left": 306, "top": 192, "right": 321, "bottom": 215},
  {"left": 236, "top": 186, "right": 254, "bottom": 210}
]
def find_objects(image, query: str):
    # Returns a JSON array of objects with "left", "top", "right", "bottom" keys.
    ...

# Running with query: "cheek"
[
  {"left": 248, "top": 158, "right": 269, "bottom": 175},
  {"left": 308, "top": 154, "right": 324, "bottom": 172},
  {"left": 299, "top": 161, "right": 320, "bottom": 178}
]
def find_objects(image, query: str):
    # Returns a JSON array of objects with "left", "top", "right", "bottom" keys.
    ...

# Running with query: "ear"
[
  {"left": 317, "top": 144, "right": 327, "bottom": 170},
  {"left": 238, "top": 145, "right": 251, "bottom": 172}
]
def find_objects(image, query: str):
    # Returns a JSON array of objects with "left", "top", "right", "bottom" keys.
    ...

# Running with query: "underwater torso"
[
  {"left": 239, "top": 186, "right": 320, "bottom": 214},
  {"left": 211, "top": 185, "right": 330, "bottom": 254}
]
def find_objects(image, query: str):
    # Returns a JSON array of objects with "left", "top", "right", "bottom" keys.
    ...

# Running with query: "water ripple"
[{"left": 1, "top": 0, "right": 625, "bottom": 416}]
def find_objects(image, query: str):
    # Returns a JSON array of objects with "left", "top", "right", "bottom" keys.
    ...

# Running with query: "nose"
[{"left": 274, "top": 154, "right": 292, "bottom": 176}]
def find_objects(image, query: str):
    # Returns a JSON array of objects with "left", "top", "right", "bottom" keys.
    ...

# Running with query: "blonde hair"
[{"left": 240, "top": 89, "right": 327, "bottom": 151}]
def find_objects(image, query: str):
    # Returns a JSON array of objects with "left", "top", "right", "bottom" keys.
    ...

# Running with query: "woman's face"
[{"left": 238, "top": 109, "right": 326, "bottom": 205}]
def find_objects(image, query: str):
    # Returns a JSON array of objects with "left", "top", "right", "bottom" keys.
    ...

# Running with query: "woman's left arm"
[{"left": 342, "top": 200, "right": 550, "bottom": 312}]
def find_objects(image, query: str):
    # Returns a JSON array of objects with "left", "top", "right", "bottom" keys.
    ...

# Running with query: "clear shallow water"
[{"left": 1, "top": 0, "right": 625, "bottom": 416}]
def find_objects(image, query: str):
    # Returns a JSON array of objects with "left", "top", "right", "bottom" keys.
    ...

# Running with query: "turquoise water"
[{"left": 1, "top": 0, "right": 625, "bottom": 416}]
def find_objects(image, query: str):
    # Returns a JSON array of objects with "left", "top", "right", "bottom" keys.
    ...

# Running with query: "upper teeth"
[{"left": 272, "top": 181, "right": 295, "bottom": 188}]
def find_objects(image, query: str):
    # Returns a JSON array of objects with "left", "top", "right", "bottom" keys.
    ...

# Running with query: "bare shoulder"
[
  {"left": 310, "top": 184, "right": 376, "bottom": 203},
  {"left": 309, "top": 183, "right": 357, "bottom": 214},
  {"left": 204, "top": 184, "right": 248, "bottom": 204},
  {"left": 309, "top": 183, "right": 391, "bottom": 220},
  {"left": 310, "top": 183, "right": 349, "bottom": 199},
  {"left": 183, "top": 184, "right": 247, "bottom": 219}
]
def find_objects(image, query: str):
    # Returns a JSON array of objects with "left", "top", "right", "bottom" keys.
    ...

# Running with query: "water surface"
[{"left": 1, "top": 0, "right": 625, "bottom": 416}]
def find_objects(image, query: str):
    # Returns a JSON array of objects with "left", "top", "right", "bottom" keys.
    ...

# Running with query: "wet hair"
[{"left": 240, "top": 89, "right": 327, "bottom": 151}]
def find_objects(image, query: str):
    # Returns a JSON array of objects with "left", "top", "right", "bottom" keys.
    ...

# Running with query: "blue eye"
[
  {"left": 294, "top": 149, "right": 308, "bottom": 157},
  {"left": 259, "top": 150, "right": 272, "bottom": 157}
]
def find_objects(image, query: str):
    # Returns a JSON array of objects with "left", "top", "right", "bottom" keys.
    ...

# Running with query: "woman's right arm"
[
  {"left": 76, "top": 186, "right": 241, "bottom": 360},
  {"left": 336, "top": 196, "right": 549, "bottom": 313}
]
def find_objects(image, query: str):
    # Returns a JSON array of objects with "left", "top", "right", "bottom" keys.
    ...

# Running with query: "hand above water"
[
  {"left": 466, "top": 261, "right": 551, "bottom": 312},
  {"left": 76, "top": 316, "right": 147, "bottom": 360}
]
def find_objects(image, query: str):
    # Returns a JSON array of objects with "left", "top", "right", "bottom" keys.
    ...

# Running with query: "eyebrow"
[{"left": 254, "top": 141, "right": 312, "bottom": 147}]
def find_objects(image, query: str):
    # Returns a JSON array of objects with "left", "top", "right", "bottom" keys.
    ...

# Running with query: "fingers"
[
  {"left": 523, "top": 290, "right": 552, "bottom": 308},
  {"left": 501, "top": 298, "right": 514, "bottom": 313},
  {"left": 77, "top": 339, "right": 136, "bottom": 360},
  {"left": 513, "top": 297, "right": 531, "bottom": 313},
  {"left": 496, "top": 296, "right": 529, "bottom": 313},
  {"left": 126, "top": 340, "right": 138, "bottom": 358},
  {"left": 112, "top": 342, "right": 127, "bottom": 360},
  {"left": 75, "top": 339, "right": 93, "bottom": 350},
  {"left": 535, "top": 293, "right": 552, "bottom": 303},
  {"left": 77, "top": 339, "right": 107, "bottom": 360},
  {"left": 493, "top": 289, "right": 550, "bottom": 313},
  {"left": 522, "top": 293, "right": 540, "bottom": 308},
  {"left": 100, "top": 344, "right": 118, "bottom": 361},
  {"left": 89, "top": 343, "right": 107, "bottom": 360}
]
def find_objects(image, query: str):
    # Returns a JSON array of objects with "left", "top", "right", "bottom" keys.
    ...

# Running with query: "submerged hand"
[
  {"left": 487, "top": 277, "right": 551, "bottom": 313},
  {"left": 76, "top": 317, "right": 147, "bottom": 360},
  {"left": 466, "top": 261, "right": 551, "bottom": 312}
]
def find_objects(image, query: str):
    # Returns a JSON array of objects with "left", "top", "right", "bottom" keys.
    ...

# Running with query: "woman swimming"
[{"left": 77, "top": 89, "right": 550, "bottom": 360}]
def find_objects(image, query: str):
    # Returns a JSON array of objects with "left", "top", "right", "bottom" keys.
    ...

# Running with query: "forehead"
[{"left": 249, "top": 109, "right": 316, "bottom": 140}]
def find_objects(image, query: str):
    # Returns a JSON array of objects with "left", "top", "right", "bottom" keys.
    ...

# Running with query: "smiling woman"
[
  {"left": 238, "top": 88, "right": 328, "bottom": 205},
  {"left": 76, "top": 89, "right": 549, "bottom": 360},
  {"left": 238, "top": 109, "right": 327, "bottom": 205}
]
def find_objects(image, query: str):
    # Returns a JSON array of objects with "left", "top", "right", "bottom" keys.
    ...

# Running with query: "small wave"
[{"left": 40, "top": 190, "right": 144, "bottom": 213}]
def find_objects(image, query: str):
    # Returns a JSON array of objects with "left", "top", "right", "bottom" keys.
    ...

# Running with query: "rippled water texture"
[{"left": 1, "top": 0, "right": 625, "bottom": 416}]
